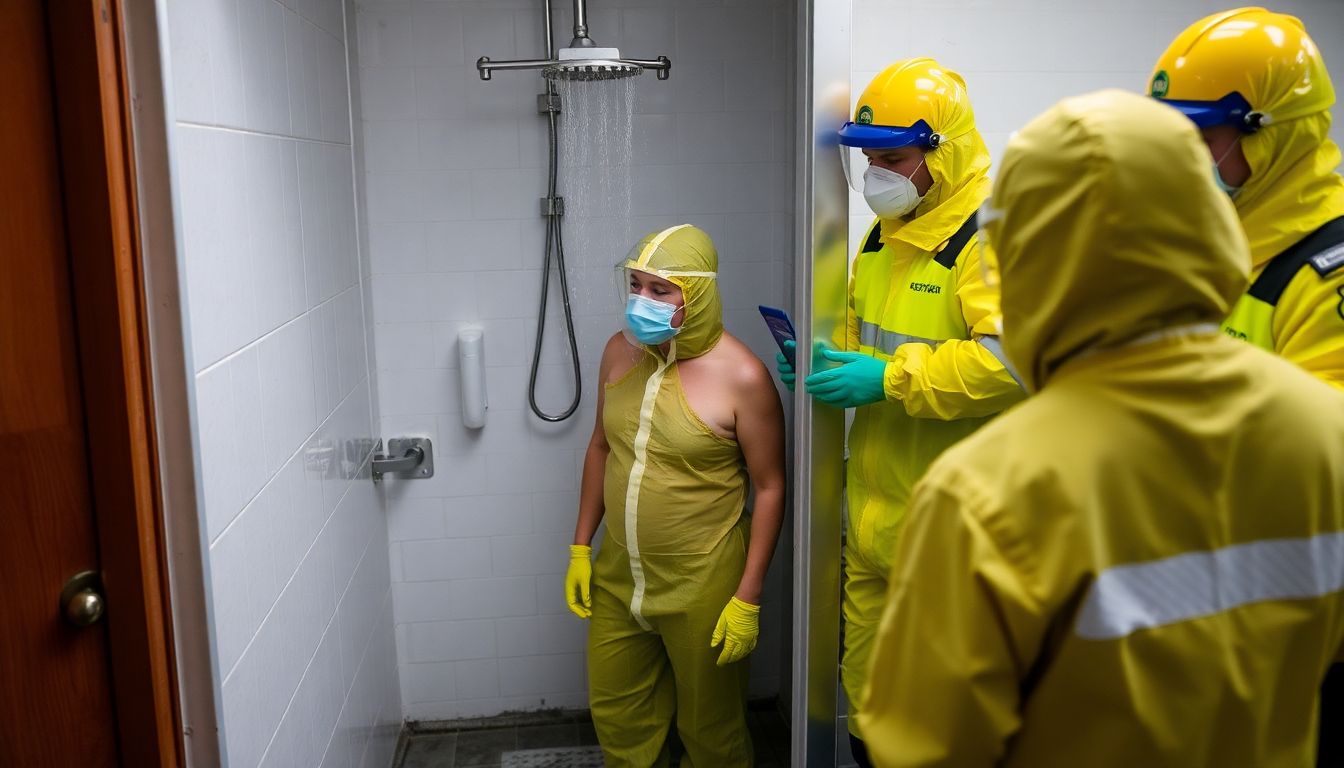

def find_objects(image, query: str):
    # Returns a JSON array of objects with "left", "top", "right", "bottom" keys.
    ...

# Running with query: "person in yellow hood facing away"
[
  {"left": 858, "top": 89, "right": 1344, "bottom": 768},
  {"left": 565, "top": 224, "right": 786, "bottom": 767},
  {"left": 1149, "top": 7, "right": 1344, "bottom": 388},
  {"left": 774, "top": 57, "right": 1024, "bottom": 765}
]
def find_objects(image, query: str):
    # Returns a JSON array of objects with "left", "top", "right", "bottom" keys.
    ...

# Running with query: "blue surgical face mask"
[{"left": 625, "top": 294, "right": 683, "bottom": 345}]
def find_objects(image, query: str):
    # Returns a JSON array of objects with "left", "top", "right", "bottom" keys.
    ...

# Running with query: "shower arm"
[{"left": 475, "top": 0, "right": 671, "bottom": 80}]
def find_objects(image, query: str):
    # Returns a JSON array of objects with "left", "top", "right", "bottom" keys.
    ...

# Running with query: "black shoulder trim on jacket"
[
  {"left": 934, "top": 212, "right": 979, "bottom": 269},
  {"left": 1249, "top": 217, "right": 1344, "bottom": 305}
]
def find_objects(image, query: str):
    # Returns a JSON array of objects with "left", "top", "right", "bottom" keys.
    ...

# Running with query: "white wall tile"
[
  {"left": 453, "top": 658, "right": 500, "bottom": 700},
  {"left": 363, "top": 121, "right": 421, "bottom": 172},
  {"left": 168, "top": 0, "right": 216, "bottom": 123},
  {"left": 447, "top": 576, "right": 535, "bottom": 620},
  {"left": 259, "top": 316, "right": 320, "bottom": 473},
  {"left": 401, "top": 538, "right": 494, "bottom": 581},
  {"left": 240, "top": 0, "right": 292, "bottom": 134},
  {"left": 404, "top": 619, "right": 497, "bottom": 664},
  {"left": 393, "top": 580, "right": 456, "bottom": 624},
  {"left": 410, "top": 5, "right": 465, "bottom": 67},
  {"left": 402, "top": 662, "right": 457, "bottom": 704},
  {"left": 357, "top": 4, "right": 413, "bottom": 67},
  {"left": 360, "top": 67, "right": 417, "bottom": 120},
  {"left": 441, "top": 494, "right": 532, "bottom": 538},
  {"left": 497, "top": 653, "right": 585, "bottom": 697}
]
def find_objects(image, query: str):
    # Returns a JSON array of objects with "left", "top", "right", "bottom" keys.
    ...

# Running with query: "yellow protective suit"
[
  {"left": 1149, "top": 8, "right": 1344, "bottom": 387},
  {"left": 859, "top": 90, "right": 1344, "bottom": 767},
  {"left": 1222, "top": 111, "right": 1344, "bottom": 387},
  {"left": 588, "top": 225, "right": 753, "bottom": 767},
  {"left": 839, "top": 61, "right": 1024, "bottom": 736}
]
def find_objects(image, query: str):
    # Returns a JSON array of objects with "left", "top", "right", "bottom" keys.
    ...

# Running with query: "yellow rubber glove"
[
  {"left": 564, "top": 545, "right": 593, "bottom": 619},
  {"left": 711, "top": 596, "right": 760, "bottom": 666}
]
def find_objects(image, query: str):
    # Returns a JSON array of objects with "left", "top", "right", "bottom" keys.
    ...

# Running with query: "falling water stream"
[{"left": 555, "top": 78, "right": 636, "bottom": 316}]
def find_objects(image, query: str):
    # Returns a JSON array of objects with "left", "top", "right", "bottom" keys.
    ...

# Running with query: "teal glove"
[
  {"left": 804, "top": 349, "right": 887, "bottom": 408},
  {"left": 775, "top": 340, "right": 796, "bottom": 391}
]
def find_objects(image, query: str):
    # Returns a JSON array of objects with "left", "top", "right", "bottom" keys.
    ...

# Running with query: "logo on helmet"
[
  {"left": 857, "top": 105, "right": 874, "bottom": 125},
  {"left": 1150, "top": 70, "right": 1170, "bottom": 99}
]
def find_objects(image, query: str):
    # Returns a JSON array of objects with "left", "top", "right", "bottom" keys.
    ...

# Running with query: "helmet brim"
[
  {"left": 838, "top": 119, "right": 936, "bottom": 148},
  {"left": 1154, "top": 92, "right": 1256, "bottom": 131}
]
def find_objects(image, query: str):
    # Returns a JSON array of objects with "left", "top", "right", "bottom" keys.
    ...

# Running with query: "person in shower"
[
  {"left": 774, "top": 58, "right": 1024, "bottom": 766},
  {"left": 563, "top": 224, "right": 785, "bottom": 767}
]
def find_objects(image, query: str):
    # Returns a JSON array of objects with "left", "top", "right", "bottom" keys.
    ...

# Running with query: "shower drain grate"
[{"left": 500, "top": 745, "right": 604, "bottom": 768}]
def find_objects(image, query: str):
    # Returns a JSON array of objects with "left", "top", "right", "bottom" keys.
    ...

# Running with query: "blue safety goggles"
[
  {"left": 1155, "top": 91, "right": 1263, "bottom": 132},
  {"left": 838, "top": 119, "right": 941, "bottom": 149}
]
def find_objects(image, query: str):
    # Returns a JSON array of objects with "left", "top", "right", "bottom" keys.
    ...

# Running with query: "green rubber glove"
[
  {"left": 804, "top": 349, "right": 888, "bottom": 408},
  {"left": 775, "top": 340, "right": 796, "bottom": 391},
  {"left": 711, "top": 596, "right": 760, "bottom": 666},
  {"left": 564, "top": 545, "right": 593, "bottom": 619}
]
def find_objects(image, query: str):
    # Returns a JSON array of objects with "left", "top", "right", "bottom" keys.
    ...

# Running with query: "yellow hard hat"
[
  {"left": 839, "top": 58, "right": 976, "bottom": 149},
  {"left": 1149, "top": 7, "right": 1335, "bottom": 132}
]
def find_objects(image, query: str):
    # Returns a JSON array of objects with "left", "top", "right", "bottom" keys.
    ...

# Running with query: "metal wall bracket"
[
  {"left": 540, "top": 196, "right": 565, "bottom": 217},
  {"left": 371, "top": 437, "right": 434, "bottom": 484},
  {"left": 537, "top": 91, "right": 561, "bottom": 114}
]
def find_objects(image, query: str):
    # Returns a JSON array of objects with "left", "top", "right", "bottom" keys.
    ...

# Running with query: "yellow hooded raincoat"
[{"left": 858, "top": 91, "right": 1344, "bottom": 768}]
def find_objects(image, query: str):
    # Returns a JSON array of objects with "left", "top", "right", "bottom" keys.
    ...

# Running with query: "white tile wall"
[
  {"left": 356, "top": 0, "right": 795, "bottom": 721},
  {"left": 165, "top": 0, "right": 400, "bottom": 766},
  {"left": 846, "top": 0, "right": 1344, "bottom": 253}
]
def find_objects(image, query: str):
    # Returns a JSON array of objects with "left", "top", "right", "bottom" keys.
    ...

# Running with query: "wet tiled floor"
[{"left": 395, "top": 700, "right": 790, "bottom": 768}]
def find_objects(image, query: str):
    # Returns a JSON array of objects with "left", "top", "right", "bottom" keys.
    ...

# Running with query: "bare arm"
[
  {"left": 733, "top": 357, "right": 787, "bottom": 603},
  {"left": 573, "top": 334, "right": 630, "bottom": 546}
]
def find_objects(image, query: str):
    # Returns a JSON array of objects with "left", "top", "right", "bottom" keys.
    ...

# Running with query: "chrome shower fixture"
[{"left": 477, "top": 0, "right": 671, "bottom": 82}]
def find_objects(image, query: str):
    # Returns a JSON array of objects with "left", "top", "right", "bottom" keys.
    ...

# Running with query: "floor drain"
[{"left": 500, "top": 746, "right": 604, "bottom": 768}]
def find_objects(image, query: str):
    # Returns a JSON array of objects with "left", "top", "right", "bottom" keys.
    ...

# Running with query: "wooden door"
[
  {"left": 1, "top": 1, "right": 179, "bottom": 765},
  {"left": 0, "top": 1, "right": 123, "bottom": 765}
]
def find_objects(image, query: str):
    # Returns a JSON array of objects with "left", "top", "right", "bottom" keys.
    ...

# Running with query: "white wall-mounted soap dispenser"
[{"left": 458, "top": 327, "right": 487, "bottom": 428}]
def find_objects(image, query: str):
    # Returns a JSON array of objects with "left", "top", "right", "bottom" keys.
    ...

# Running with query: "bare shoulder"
[
  {"left": 712, "top": 332, "right": 775, "bottom": 394},
  {"left": 600, "top": 331, "right": 643, "bottom": 382}
]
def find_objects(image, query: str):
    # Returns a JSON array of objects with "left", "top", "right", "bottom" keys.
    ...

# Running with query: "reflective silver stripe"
[
  {"left": 976, "top": 336, "right": 1024, "bottom": 389},
  {"left": 857, "top": 320, "right": 942, "bottom": 355},
  {"left": 1075, "top": 531, "right": 1344, "bottom": 641}
]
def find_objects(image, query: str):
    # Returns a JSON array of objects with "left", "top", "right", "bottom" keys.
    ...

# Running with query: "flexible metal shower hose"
[{"left": 528, "top": 86, "right": 583, "bottom": 422}]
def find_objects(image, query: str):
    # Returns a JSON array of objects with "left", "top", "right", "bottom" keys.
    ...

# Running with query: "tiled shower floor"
[{"left": 393, "top": 700, "right": 790, "bottom": 768}]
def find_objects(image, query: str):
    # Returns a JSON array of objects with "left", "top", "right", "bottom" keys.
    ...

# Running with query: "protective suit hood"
[
  {"left": 992, "top": 90, "right": 1250, "bottom": 391},
  {"left": 620, "top": 224, "right": 723, "bottom": 360},
  {"left": 1236, "top": 113, "right": 1344, "bottom": 267},
  {"left": 875, "top": 60, "right": 993, "bottom": 252}
]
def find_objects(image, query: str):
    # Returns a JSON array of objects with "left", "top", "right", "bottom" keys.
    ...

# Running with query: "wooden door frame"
[{"left": 43, "top": 2, "right": 183, "bottom": 765}]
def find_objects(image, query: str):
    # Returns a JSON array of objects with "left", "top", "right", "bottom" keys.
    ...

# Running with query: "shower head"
[
  {"left": 543, "top": 60, "right": 642, "bottom": 81},
  {"left": 476, "top": 0, "right": 670, "bottom": 82}
]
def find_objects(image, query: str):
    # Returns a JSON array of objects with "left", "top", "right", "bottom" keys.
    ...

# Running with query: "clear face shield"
[{"left": 837, "top": 118, "right": 939, "bottom": 192}]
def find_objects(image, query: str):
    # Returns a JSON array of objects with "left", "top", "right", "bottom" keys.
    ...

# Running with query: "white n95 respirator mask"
[{"left": 863, "top": 163, "right": 924, "bottom": 219}]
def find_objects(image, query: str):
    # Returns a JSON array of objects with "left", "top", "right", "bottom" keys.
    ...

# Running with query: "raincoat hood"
[
  {"left": 992, "top": 90, "right": 1250, "bottom": 391},
  {"left": 621, "top": 224, "right": 723, "bottom": 360}
]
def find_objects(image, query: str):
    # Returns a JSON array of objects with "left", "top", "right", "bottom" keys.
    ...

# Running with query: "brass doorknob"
[
  {"left": 59, "top": 571, "right": 106, "bottom": 628},
  {"left": 65, "top": 589, "right": 105, "bottom": 627}
]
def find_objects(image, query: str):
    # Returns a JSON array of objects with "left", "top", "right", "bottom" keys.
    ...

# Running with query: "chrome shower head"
[{"left": 543, "top": 59, "right": 643, "bottom": 81}]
